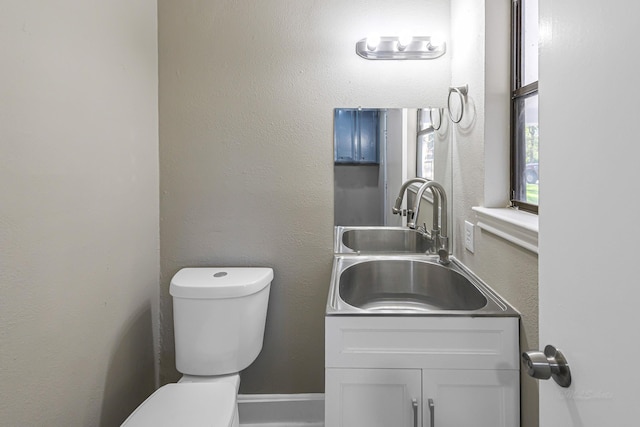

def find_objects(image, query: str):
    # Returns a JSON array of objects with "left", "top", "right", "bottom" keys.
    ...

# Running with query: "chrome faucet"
[
  {"left": 392, "top": 178, "right": 428, "bottom": 217},
  {"left": 409, "top": 180, "right": 450, "bottom": 265}
]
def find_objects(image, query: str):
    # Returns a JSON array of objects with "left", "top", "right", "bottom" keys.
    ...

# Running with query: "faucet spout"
[{"left": 410, "top": 180, "right": 449, "bottom": 264}]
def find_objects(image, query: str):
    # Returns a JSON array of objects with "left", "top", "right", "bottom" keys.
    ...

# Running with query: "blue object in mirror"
[{"left": 334, "top": 109, "right": 380, "bottom": 164}]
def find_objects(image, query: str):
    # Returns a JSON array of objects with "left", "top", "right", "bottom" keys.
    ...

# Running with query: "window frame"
[
  {"left": 510, "top": 0, "right": 539, "bottom": 214},
  {"left": 416, "top": 108, "right": 435, "bottom": 180}
]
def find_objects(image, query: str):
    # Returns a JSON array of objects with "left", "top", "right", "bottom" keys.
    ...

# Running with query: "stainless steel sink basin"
[
  {"left": 339, "top": 258, "right": 486, "bottom": 311},
  {"left": 335, "top": 226, "right": 431, "bottom": 254},
  {"left": 327, "top": 255, "right": 519, "bottom": 316}
]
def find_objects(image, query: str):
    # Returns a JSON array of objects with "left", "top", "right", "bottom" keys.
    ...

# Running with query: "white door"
[{"left": 539, "top": 0, "right": 640, "bottom": 424}]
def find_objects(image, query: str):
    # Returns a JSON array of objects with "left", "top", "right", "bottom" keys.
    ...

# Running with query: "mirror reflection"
[{"left": 333, "top": 108, "right": 451, "bottom": 237}]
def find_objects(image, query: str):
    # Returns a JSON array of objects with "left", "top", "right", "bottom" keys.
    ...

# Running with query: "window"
[
  {"left": 511, "top": 0, "right": 539, "bottom": 213},
  {"left": 416, "top": 108, "right": 435, "bottom": 180}
]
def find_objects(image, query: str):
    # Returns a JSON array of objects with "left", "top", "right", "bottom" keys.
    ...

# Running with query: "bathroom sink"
[
  {"left": 340, "top": 258, "right": 486, "bottom": 311},
  {"left": 327, "top": 255, "right": 519, "bottom": 316},
  {"left": 334, "top": 226, "right": 431, "bottom": 254}
]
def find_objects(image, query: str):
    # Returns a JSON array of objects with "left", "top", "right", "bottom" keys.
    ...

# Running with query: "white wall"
[
  {"left": 0, "top": 1, "right": 159, "bottom": 425},
  {"left": 158, "top": 0, "right": 451, "bottom": 392},
  {"left": 450, "top": 0, "right": 539, "bottom": 426}
]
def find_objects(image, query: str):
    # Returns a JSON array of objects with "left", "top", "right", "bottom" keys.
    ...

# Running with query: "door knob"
[{"left": 522, "top": 344, "right": 571, "bottom": 387}]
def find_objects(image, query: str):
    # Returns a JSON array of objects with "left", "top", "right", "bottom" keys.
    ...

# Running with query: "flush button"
[{"left": 213, "top": 272, "right": 228, "bottom": 278}]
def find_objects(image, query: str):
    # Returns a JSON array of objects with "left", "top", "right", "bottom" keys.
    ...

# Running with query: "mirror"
[{"left": 333, "top": 107, "right": 452, "bottom": 238}]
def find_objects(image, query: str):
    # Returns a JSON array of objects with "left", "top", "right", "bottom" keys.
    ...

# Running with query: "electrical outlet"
[{"left": 464, "top": 220, "right": 475, "bottom": 253}]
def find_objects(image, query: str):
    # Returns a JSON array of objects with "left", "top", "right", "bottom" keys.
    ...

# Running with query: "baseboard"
[{"left": 237, "top": 393, "right": 324, "bottom": 425}]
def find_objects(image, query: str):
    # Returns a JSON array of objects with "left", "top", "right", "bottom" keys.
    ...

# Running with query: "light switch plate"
[{"left": 464, "top": 220, "right": 475, "bottom": 253}]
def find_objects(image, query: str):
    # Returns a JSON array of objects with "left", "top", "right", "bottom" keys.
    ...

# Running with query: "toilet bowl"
[
  {"left": 121, "top": 382, "right": 237, "bottom": 427},
  {"left": 121, "top": 267, "right": 273, "bottom": 427}
]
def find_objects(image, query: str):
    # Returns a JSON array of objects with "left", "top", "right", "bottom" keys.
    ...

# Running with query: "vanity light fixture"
[{"left": 356, "top": 36, "right": 446, "bottom": 60}]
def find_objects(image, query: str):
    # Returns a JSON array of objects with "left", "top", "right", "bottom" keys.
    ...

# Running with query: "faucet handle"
[
  {"left": 416, "top": 223, "right": 431, "bottom": 237},
  {"left": 392, "top": 208, "right": 412, "bottom": 217},
  {"left": 436, "top": 235, "right": 450, "bottom": 265}
]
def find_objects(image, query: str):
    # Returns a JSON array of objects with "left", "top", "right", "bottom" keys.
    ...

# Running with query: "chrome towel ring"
[
  {"left": 447, "top": 84, "right": 468, "bottom": 123},
  {"left": 429, "top": 107, "right": 443, "bottom": 130}
]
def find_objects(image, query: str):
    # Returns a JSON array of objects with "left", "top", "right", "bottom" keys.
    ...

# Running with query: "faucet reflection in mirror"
[{"left": 392, "top": 177, "right": 428, "bottom": 218}]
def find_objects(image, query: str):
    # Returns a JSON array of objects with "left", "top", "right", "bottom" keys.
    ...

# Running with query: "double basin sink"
[{"left": 328, "top": 226, "right": 518, "bottom": 316}]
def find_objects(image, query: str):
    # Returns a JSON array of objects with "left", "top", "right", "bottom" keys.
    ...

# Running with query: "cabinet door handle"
[
  {"left": 428, "top": 398, "right": 435, "bottom": 427},
  {"left": 412, "top": 398, "right": 418, "bottom": 427}
]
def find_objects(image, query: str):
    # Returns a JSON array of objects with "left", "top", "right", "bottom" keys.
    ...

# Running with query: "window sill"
[{"left": 472, "top": 207, "right": 538, "bottom": 254}]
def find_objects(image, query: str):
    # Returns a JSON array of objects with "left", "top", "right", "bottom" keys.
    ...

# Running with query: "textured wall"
[
  {"left": 158, "top": 0, "right": 451, "bottom": 392},
  {"left": 0, "top": 1, "right": 159, "bottom": 425},
  {"left": 450, "top": 0, "right": 539, "bottom": 426}
]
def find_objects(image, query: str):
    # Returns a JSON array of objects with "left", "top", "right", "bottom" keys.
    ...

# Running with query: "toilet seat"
[{"left": 120, "top": 382, "right": 236, "bottom": 427}]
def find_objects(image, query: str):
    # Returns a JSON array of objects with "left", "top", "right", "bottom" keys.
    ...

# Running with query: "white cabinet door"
[
  {"left": 325, "top": 368, "right": 422, "bottom": 427},
  {"left": 422, "top": 369, "right": 519, "bottom": 427}
]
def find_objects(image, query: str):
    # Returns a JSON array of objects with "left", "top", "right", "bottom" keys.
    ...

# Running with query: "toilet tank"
[{"left": 170, "top": 267, "right": 273, "bottom": 376}]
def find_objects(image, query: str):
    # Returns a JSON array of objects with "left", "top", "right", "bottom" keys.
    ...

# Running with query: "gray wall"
[
  {"left": 0, "top": 1, "right": 159, "bottom": 426},
  {"left": 334, "top": 165, "right": 383, "bottom": 226},
  {"left": 158, "top": 0, "right": 451, "bottom": 392},
  {"left": 0, "top": 0, "right": 540, "bottom": 424}
]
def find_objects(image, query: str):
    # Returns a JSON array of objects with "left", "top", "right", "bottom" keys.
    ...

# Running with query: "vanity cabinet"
[
  {"left": 325, "top": 368, "right": 422, "bottom": 427},
  {"left": 325, "top": 316, "right": 520, "bottom": 427}
]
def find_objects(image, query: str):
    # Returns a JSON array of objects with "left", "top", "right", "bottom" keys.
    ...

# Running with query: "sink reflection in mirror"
[
  {"left": 333, "top": 107, "right": 452, "bottom": 242},
  {"left": 335, "top": 226, "right": 431, "bottom": 254}
]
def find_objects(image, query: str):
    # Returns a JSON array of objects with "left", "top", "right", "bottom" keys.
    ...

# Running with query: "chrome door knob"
[
  {"left": 522, "top": 350, "right": 552, "bottom": 379},
  {"left": 522, "top": 345, "right": 572, "bottom": 388}
]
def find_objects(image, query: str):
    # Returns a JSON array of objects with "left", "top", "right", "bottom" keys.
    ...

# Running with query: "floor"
[{"left": 240, "top": 423, "right": 323, "bottom": 427}]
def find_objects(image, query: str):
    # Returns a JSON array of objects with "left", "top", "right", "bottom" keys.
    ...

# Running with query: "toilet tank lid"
[
  {"left": 170, "top": 267, "right": 273, "bottom": 299},
  {"left": 121, "top": 383, "right": 235, "bottom": 427}
]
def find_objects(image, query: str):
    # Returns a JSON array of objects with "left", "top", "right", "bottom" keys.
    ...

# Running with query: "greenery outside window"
[{"left": 511, "top": 0, "right": 539, "bottom": 213}]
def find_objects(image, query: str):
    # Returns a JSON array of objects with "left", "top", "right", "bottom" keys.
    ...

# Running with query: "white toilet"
[{"left": 121, "top": 267, "right": 273, "bottom": 427}]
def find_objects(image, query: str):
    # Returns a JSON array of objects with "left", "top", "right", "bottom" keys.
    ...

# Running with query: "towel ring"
[
  {"left": 429, "top": 107, "right": 443, "bottom": 130},
  {"left": 447, "top": 84, "right": 468, "bottom": 123}
]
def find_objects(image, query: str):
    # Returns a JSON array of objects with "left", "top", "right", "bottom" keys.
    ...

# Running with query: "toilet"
[{"left": 121, "top": 267, "right": 273, "bottom": 427}]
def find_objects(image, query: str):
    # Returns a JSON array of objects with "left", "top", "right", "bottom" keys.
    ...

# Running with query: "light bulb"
[
  {"left": 428, "top": 36, "right": 443, "bottom": 50},
  {"left": 366, "top": 35, "right": 381, "bottom": 51},
  {"left": 398, "top": 35, "right": 413, "bottom": 51}
]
